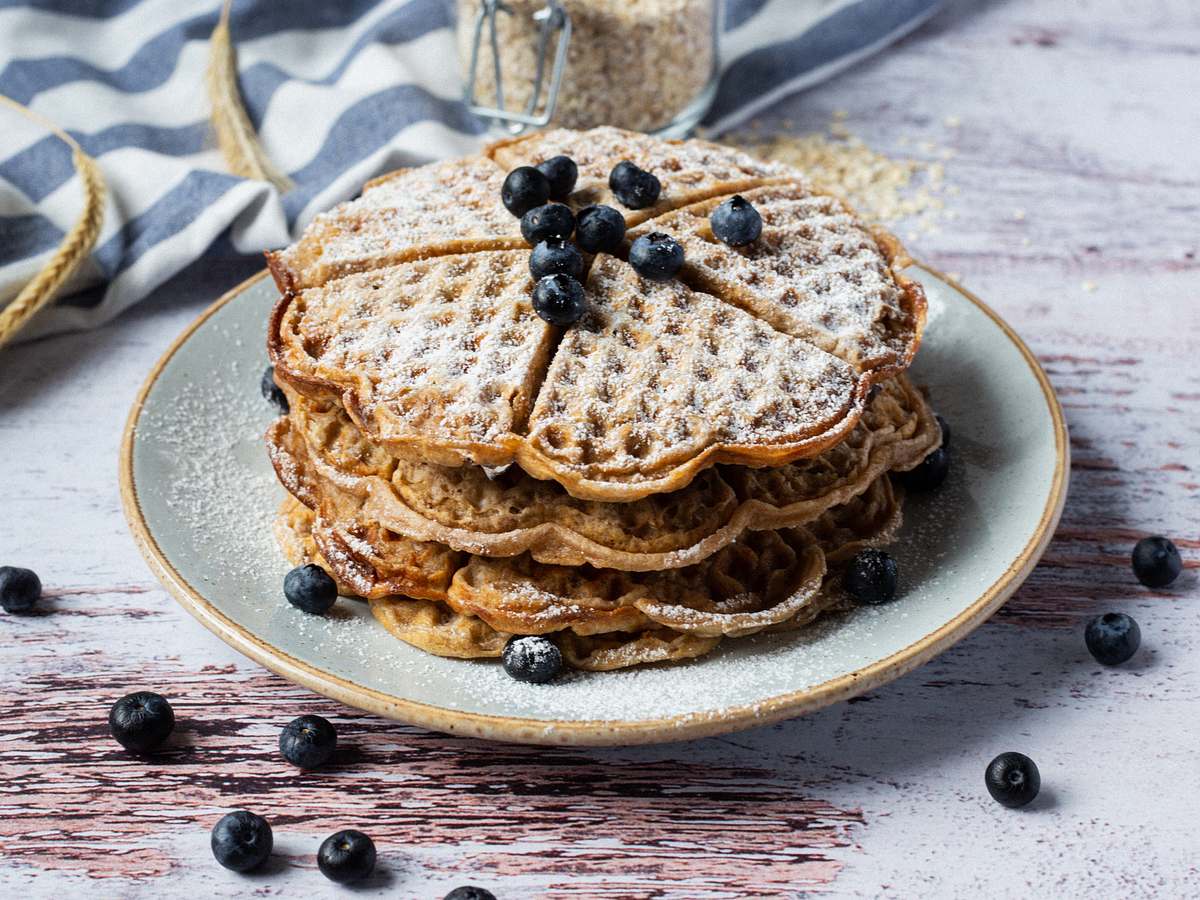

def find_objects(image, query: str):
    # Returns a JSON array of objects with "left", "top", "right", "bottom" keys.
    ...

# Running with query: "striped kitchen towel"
[{"left": 0, "top": 0, "right": 940, "bottom": 343}]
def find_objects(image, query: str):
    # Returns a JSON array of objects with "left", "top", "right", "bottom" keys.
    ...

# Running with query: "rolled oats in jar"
[{"left": 459, "top": 0, "right": 720, "bottom": 135}]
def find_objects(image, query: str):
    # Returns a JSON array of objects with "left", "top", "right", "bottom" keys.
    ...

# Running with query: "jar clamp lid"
[{"left": 464, "top": 0, "right": 573, "bottom": 134}]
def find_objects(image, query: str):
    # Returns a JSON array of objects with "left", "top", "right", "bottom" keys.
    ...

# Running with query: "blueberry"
[
  {"left": 609, "top": 160, "right": 661, "bottom": 209},
  {"left": 284, "top": 564, "right": 337, "bottom": 614},
  {"left": 445, "top": 888, "right": 497, "bottom": 900},
  {"left": 521, "top": 203, "right": 575, "bottom": 245},
  {"left": 109, "top": 691, "right": 175, "bottom": 753},
  {"left": 536, "top": 155, "right": 578, "bottom": 201},
  {"left": 985, "top": 752, "right": 1041, "bottom": 808},
  {"left": 575, "top": 204, "right": 626, "bottom": 254},
  {"left": 628, "top": 232, "right": 684, "bottom": 281},
  {"left": 529, "top": 239, "right": 583, "bottom": 281},
  {"left": 935, "top": 413, "right": 951, "bottom": 450},
  {"left": 843, "top": 549, "right": 898, "bottom": 605},
  {"left": 279, "top": 714, "right": 337, "bottom": 769},
  {"left": 502, "top": 635, "right": 563, "bottom": 684},
  {"left": 0, "top": 566, "right": 41, "bottom": 614},
  {"left": 260, "top": 365, "right": 288, "bottom": 413},
  {"left": 899, "top": 446, "right": 949, "bottom": 492},
  {"left": 1085, "top": 612, "right": 1141, "bottom": 665},
  {"left": 710, "top": 195, "right": 763, "bottom": 246},
  {"left": 1131, "top": 535, "right": 1182, "bottom": 588},
  {"left": 211, "top": 810, "right": 273, "bottom": 873},
  {"left": 501, "top": 166, "right": 551, "bottom": 217},
  {"left": 532, "top": 275, "right": 587, "bottom": 328},
  {"left": 317, "top": 829, "right": 376, "bottom": 884}
]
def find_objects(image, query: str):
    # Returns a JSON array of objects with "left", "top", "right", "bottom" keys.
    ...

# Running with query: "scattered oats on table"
[{"left": 731, "top": 122, "right": 955, "bottom": 230}]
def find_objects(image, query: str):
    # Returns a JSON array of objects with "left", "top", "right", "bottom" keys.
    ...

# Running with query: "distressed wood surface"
[{"left": 1, "top": 1, "right": 1197, "bottom": 896}]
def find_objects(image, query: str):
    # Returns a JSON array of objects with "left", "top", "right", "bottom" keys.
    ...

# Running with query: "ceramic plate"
[{"left": 121, "top": 266, "right": 1067, "bottom": 746}]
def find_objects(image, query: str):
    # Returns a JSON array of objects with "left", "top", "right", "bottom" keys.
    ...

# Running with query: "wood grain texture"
[{"left": 1, "top": 0, "right": 1198, "bottom": 896}]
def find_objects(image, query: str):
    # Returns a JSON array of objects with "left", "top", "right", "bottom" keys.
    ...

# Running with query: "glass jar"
[{"left": 458, "top": 0, "right": 721, "bottom": 137}]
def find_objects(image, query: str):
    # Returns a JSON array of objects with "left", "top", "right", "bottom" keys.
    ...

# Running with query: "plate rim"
[{"left": 119, "top": 265, "right": 1069, "bottom": 746}]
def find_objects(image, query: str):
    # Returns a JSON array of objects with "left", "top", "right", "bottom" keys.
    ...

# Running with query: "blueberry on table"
[
  {"left": 501, "top": 166, "right": 551, "bottom": 217},
  {"left": 1085, "top": 612, "right": 1141, "bottom": 666},
  {"left": 843, "top": 549, "right": 898, "bottom": 605},
  {"left": 532, "top": 275, "right": 587, "bottom": 327},
  {"left": 628, "top": 232, "right": 684, "bottom": 281},
  {"left": 211, "top": 810, "right": 273, "bottom": 873},
  {"left": 317, "top": 829, "right": 376, "bottom": 884},
  {"left": 0, "top": 566, "right": 41, "bottom": 614},
  {"left": 279, "top": 714, "right": 337, "bottom": 769},
  {"left": 537, "top": 154, "right": 578, "bottom": 201},
  {"left": 985, "top": 752, "right": 1041, "bottom": 808},
  {"left": 521, "top": 203, "right": 576, "bottom": 245},
  {"left": 575, "top": 204, "right": 626, "bottom": 254},
  {"left": 445, "top": 888, "right": 497, "bottom": 900},
  {"left": 260, "top": 365, "right": 288, "bottom": 413},
  {"left": 1131, "top": 535, "right": 1182, "bottom": 588},
  {"left": 502, "top": 635, "right": 563, "bottom": 684},
  {"left": 609, "top": 160, "right": 661, "bottom": 209},
  {"left": 529, "top": 239, "right": 584, "bottom": 281},
  {"left": 109, "top": 691, "right": 175, "bottom": 753},
  {"left": 710, "top": 195, "right": 763, "bottom": 246},
  {"left": 284, "top": 564, "right": 337, "bottom": 614},
  {"left": 899, "top": 445, "right": 950, "bottom": 492}
]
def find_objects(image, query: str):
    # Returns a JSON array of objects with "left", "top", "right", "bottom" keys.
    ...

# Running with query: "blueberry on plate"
[
  {"left": 211, "top": 810, "right": 273, "bottom": 873},
  {"left": 575, "top": 204, "right": 626, "bottom": 254},
  {"left": 899, "top": 445, "right": 950, "bottom": 492},
  {"left": 318, "top": 829, "right": 376, "bottom": 884},
  {"left": 608, "top": 160, "right": 661, "bottom": 209},
  {"left": 521, "top": 203, "right": 575, "bottom": 245},
  {"left": 260, "top": 365, "right": 288, "bottom": 413},
  {"left": 537, "top": 154, "right": 578, "bottom": 201},
  {"left": 109, "top": 691, "right": 175, "bottom": 753},
  {"left": 532, "top": 275, "right": 587, "bottom": 327},
  {"left": 1131, "top": 535, "right": 1182, "bottom": 588},
  {"left": 710, "top": 195, "right": 763, "bottom": 246},
  {"left": 935, "top": 413, "right": 951, "bottom": 450},
  {"left": 0, "top": 566, "right": 41, "bottom": 614},
  {"left": 1085, "top": 612, "right": 1141, "bottom": 666},
  {"left": 529, "top": 239, "right": 584, "bottom": 281},
  {"left": 445, "top": 887, "right": 497, "bottom": 900},
  {"left": 628, "top": 232, "right": 684, "bottom": 281},
  {"left": 843, "top": 549, "right": 898, "bottom": 605},
  {"left": 985, "top": 752, "right": 1041, "bottom": 808},
  {"left": 501, "top": 166, "right": 551, "bottom": 217},
  {"left": 279, "top": 714, "right": 337, "bottom": 769},
  {"left": 284, "top": 564, "right": 337, "bottom": 614},
  {"left": 502, "top": 635, "right": 563, "bottom": 684}
]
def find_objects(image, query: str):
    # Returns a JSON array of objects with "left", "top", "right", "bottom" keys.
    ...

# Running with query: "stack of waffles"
[{"left": 264, "top": 127, "right": 938, "bottom": 672}]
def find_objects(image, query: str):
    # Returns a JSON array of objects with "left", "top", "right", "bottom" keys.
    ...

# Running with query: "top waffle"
[{"left": 267, "top": 126, "right": 926, "bottom": 501}]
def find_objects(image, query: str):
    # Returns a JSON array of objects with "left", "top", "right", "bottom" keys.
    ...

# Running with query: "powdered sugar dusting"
[
  {"left": 274, "top": 157, "right": 521, "bottom": 289},
  {"left": 138, "top": 319, "right": 279, "bottom": 588},
  {"left": 278, "top": 251, "right": 552, "bottom": 451},
  {"left": 526, "top": 255, "right": 859, "bottom": 480},
  {"left": 636, "top": 183, "right": 918, "bottom": 370}
]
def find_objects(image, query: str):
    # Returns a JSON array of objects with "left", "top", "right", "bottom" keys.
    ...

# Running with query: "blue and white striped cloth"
[{"left": 0, "top": 0, "right": 940, "bottom": 342}]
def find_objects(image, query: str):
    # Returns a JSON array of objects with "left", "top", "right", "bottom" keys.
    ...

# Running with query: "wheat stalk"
[
  {"left": 0, "top": 97, "right": 107, "bottom": 350},
  {"left": 207, "top": 0, "right": 293, "bottom": 191}
]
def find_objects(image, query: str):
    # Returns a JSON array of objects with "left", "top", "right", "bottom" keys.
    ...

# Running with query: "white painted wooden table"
[{"left": 1, "top": 1, "right": 1197, "bottom": 896}]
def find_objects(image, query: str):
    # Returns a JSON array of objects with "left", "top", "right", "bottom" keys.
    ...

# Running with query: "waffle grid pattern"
[{"left": 267, "top": 127, "right": 926, "bottom": 502}]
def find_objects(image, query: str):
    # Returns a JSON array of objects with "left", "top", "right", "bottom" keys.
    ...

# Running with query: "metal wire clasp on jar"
[{"left": 460, "top": 0, "right": 720, "bottom": 136}]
